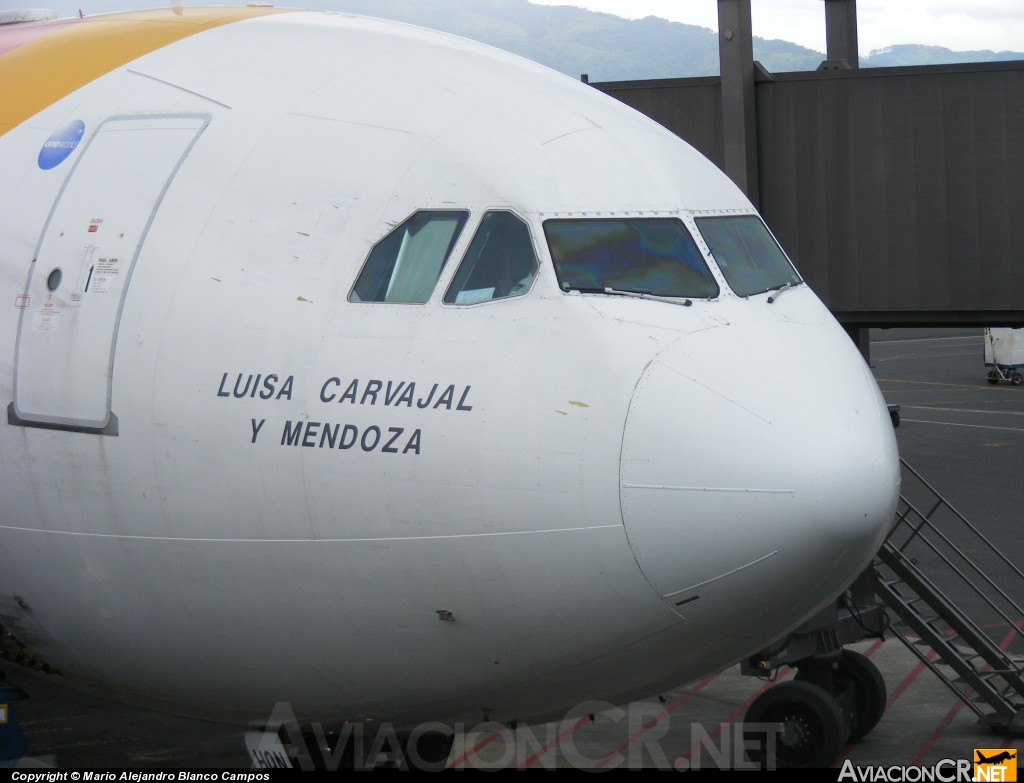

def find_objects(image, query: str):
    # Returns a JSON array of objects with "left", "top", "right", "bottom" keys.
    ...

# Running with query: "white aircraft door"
[{"left": 12, "top": 115, "right": 209, "bottom": 434}]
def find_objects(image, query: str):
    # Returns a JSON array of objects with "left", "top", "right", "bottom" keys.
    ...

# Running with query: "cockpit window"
[
  {"left": 543, "top": 218, "right": 719, "bottom": 299},
  {"left": 350, "top": 210, "right": 468, "bottom": 303},
  {"left": 444, "top": 211, "right": 538, "bottom": 305},
  {"left": 694, "top": 216, "right": 801, "bottom": 298}
]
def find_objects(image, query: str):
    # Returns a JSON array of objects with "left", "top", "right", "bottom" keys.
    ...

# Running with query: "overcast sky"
[
  {"left": 24, "top": 0, "right": 1024, "bottom": 55},
  {"left": 529, "top": 0, "right": 1024, "bottom": 54}
]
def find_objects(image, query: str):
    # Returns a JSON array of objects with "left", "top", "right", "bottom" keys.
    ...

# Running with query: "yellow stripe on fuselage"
[{"left": 0, "top": 6, "right": 296, "bottom": 137}]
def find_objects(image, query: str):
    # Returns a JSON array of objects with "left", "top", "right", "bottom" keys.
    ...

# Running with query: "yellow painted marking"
[
  {"left": 568, "top": 400, "right": 589, "bottom": 408},
  {"left": 0, "top": 6, "right": 295, "bottom": 136}
]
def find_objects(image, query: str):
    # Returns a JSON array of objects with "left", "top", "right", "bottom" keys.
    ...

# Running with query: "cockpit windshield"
[
  {"left": 543, "top": 218, "right": 719, "bottom": 299},
  {"left": 694, "top": 215, "right": 801, "bottom": 298}
]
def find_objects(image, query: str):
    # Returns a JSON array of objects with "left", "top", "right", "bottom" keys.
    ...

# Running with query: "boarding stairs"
[{"left": 874, "top": 458, "right": 1024, "bottom": 734}]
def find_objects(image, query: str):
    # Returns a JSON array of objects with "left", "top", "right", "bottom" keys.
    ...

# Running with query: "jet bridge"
[{"left": 741, "top": 458, "right": 1024, "bottom": 768}]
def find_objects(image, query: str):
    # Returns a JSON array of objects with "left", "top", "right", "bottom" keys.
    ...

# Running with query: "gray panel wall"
[
  {"left": 600, "top": 77, "right": 725, "bottom": 169},
  {"left": 596, "top": 63, "right": 1024, "bottom": 325}
]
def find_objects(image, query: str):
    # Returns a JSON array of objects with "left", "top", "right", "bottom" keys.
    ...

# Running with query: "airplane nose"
[{"left": 620, "top": 312, "right": 900, "bottom": 641}]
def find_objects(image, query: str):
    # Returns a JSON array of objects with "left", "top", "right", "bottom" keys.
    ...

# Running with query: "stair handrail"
[
  {"left": 899, "top": 458, "right": 1024, "bottom": 582},
  {"left": 885, "top": 623, "right": 987, "bottom": 719},
  {"left": 879, "top": 541, "right": 1023, "bottom": 688},
  {"left": 892, "top": 493, "right": 1024, "bottom": 641}
]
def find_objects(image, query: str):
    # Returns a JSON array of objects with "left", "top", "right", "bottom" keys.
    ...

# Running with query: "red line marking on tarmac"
[
  {"left": 886, "top": 650, "right": 939, "bottom": 708},
  {"left": 978, "top": 621, "right": 1023, "bottom": 631},
  {"left": 911, "top": 700, "right": 967, "bottom": 766},
  {"left": 447, "top": 728, "right": 506, "bottom": 769},
  {"left": 862, "top": 639, "right": 885, "bottom": 657},
  {"left": 469, "top": 671, "right": 725, "bottom": 769},
  {"left": 856, "top": 638, "right": 885, "bottom": 666},
  {"left": 910, "top": 621, "right": 1022, "bottom": 765},
  {"left": 675, "top": 671, "right": 786, "bottom": 765},
  {"left": 834, "top": 647, "right": 939, "bottom": 767},
  {"left": 448, "top": 623, "right": 1020, "bottom": 771},
  {"left": 652, "top": 641, "right": 884, "bottom": 769},
  {"left": 516, "top": 716, "right": 590, "bottom": 769},
  {"left": 994, "top": 620, "right": 1022, "bottom": 751},
  {"left": 591, "top": 672, "right": 722, "bottom": 770},
  {"left": 678, "top": 641, "right": 880, "bottom": 768}
]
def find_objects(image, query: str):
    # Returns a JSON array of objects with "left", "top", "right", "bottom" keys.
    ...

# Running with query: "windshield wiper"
[
  {"left": 766, "top": 281, "right": 798, "bottom": 304},
  {"left": 604, "top": 287, "right": 693, "bottom": 307}
]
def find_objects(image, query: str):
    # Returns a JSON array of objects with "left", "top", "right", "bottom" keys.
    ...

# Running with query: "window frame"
[
  {"left": 692, "top": 214, "right": 802, "bottom": 299},
  {"left": 348, "top": 209, "right": 470, "bottom": 305},
  {"left": 542, "top": 216, "right": 720, "bottom": 300},
  {"left": 442, "top": 209, "right": 541, "bottom": 307}
]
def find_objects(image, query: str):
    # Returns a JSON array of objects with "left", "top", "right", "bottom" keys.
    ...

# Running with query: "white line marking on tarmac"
[
  {"left": 874, "top": 336, "right": 979, "bottom": 345},
  {"left": 902, "top": 406, "right": 1024, "bottom": 417},
  {"left": 902, "top": 418, "right": 1024, "bottom": 433}
]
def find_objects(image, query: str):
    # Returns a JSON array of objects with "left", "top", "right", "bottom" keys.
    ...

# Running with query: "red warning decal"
[{"left": 88, "top": 218, "right": 102, "bottom": 233}]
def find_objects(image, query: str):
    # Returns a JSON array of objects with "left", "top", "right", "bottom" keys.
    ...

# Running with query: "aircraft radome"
[{"left": 0, "top": 5, "right": 900, "bottom": 769}]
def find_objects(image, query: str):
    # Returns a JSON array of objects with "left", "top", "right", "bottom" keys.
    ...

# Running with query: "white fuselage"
[{"left": 0, "top": 9, "right": 900, "bottom": 728}]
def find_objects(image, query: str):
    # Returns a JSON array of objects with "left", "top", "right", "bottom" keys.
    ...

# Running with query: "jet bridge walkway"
[{"left": 874, "top": 458, "right": 1024, "bottom": 734}]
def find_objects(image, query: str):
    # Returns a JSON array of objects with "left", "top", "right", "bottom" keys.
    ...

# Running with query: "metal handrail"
[
  {"left": 898, "top": 458, "right": 1024, "bottom": 582},
  {"left": 874, "top": 458, "right": 1024, "bottom": 726},
  {"left": 892, "top": 494, "right": 1024, "bottom": 645}
]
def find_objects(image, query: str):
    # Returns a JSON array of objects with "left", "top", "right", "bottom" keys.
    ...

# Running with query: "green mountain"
[
  {"left": 52, "top": 0, "right": 1024, "bottom": 80},
  {"left": 307, "top": 0, "right": 1023, "bottom": 79},
  {"left": 863, "top": 44, "right": 1024, "bottom": 68},
  {"left": 305, "top": 0, "right": 721, "bottom": 79}
]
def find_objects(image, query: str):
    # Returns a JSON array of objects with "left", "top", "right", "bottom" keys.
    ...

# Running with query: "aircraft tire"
[
  {"left": 793, "top": 650, "right": 886, "bottom": 742},
  {"left": 744, "top": 680, "right": 845, "bottom": 769},
  {"left": 833, "top": 650, "right": 887, "bottom": 741}
]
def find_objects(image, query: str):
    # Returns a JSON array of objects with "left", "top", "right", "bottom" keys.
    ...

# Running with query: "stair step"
[{"left": 879, "top": 460, "right": 1024, "bottom": 726}]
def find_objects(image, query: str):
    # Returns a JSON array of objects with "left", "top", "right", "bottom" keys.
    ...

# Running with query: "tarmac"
[{"left": 2, "top": 327, "right": 1021, "bottom": 770}]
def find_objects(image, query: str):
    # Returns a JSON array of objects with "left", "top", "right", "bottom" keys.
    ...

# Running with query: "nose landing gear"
[
  {"left": 744, "top": 679, "right": 846, "bottom": 769},
  {"left": 741, "top": 570, "right": 890, "bottom": 769},
  {"left": 811, "top": 649, "right": 887, "bottom": 743},
  {"left": 743, "top": 649, "right": 887, "bottom": 768}
]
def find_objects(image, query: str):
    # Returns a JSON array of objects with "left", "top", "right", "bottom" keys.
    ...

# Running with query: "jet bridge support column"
[
  {"left": 823, "top": 0, "right": 860, "bottom": 69},
  {"left": 717, "top": 0, "right": 759, "bottom": 209},
  {"left": 844, "top": 324, "right": 872, "bottom": 365}
]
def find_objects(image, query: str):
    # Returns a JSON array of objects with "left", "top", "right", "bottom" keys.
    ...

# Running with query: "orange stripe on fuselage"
[
  {"left": 0, "top": 6, "right": 297, "bottom": 137},
  {"left": 0, "top": 17, "right": 83, "bottom": 58}
]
